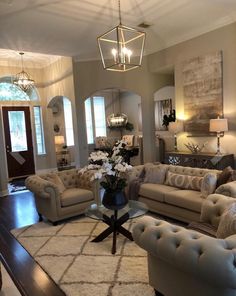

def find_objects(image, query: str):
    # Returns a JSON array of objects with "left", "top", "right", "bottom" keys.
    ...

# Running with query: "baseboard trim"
[{"left": 0, "top": 189, "right": 9, "bottom": 197}]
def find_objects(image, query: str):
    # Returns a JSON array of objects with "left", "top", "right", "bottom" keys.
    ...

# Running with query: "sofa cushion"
[
  {"left": 139, "top": 183, "right": 180, "bottom": 202},
  {"left": 61, "top": 188, "right": 93, "bottom": 207},
  {"left": 201, "top": 173, "right": 217, "bottom": 198},
  {"left": 217, "top": 166, "right": 234, "bottom": 187},
  {"left": 216, "top": 203, "right": 236, "bottom": 239},
  {"left": 144, "top": 164, "right": 168, "bottom": 184},
  {"left": 165, "top": 171, "right": 203, "bottom": 191},
  {"left": 164, "top": 190, "right": 203, "bottom": 213}
]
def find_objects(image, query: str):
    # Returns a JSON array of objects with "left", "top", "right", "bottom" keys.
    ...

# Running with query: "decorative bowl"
[{"left": 184, "top": 142, "right": 207, "bottom": 154}]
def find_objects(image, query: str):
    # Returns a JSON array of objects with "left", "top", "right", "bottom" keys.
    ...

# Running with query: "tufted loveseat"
[
  {"left": 132, "top": 193, "right": 236, "bottom": 296},
  {"left": 25, "top": 169, "right": 99, "bottom": 225},
  {"left": 127, "top": 164, "right": 220, "bottom": 223}
]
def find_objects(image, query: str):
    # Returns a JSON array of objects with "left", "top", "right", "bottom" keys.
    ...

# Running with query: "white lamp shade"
[
  {"left": 168, "top": 121, "right": 183, "bottom": 134},
  {"left": 209, "top": 118, "right": 228, "bottom": 132},
  {"left": 54, "top": 135, "right": 65, "bottom": 145}
]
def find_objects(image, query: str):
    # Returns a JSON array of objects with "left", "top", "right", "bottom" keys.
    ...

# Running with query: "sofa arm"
[
  {"left": 25, "top": 175, "right": 60, "bottom": 199},
  {"left": 215, "top": 181, "right": 236, "bottom": 197},
  {"left": 200, "top": 193, "right": 236, "bottom": 228},
  {"left": 132, "top": 216, "right": 236, "bottom": 289}
]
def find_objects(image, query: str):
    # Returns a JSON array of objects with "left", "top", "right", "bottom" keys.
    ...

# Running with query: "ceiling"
[{"left": 0, "top": 0, "right": 236, "bottom": 67}]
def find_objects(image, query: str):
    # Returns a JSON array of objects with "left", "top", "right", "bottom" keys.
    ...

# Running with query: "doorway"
[{"left": 2, "top": 106, "right": 35, "bottom": 179}]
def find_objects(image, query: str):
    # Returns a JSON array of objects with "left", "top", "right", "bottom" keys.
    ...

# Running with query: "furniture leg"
[
  {"left": 117, "top": 225, "right": 133, "bottom": 240},
  {"left": 111, "top": 210, "right": 118, "bottom": 254},
  {"left": 91, "top": 226, "right": 114, "bottom": 242},
  {"left": 155, "top": 289, "right": 164, "bottom": 296},
  {"left": 38, "top": 212, "right": 43, "bottom": 222},
  {"left": 0, "top": 264, "right": 2, "bottom": 290}
]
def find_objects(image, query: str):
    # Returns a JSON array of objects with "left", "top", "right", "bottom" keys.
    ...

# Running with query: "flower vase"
[{"left": 102, "top": 190, "right": 128, "bottom": 210}]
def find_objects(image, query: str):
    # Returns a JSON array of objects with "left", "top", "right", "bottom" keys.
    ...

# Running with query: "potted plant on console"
[{"left": 81, "top": 140, "right": 132, "bottom": 210}]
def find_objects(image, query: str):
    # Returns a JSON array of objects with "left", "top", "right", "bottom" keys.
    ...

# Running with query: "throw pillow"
[
  {"left": 216, "top": 166, "right": 233, "bottom": 188},
  {"left": 45, "top": 173, "right": 66, "bottom": 193},
  {"left": 216, "top": 203, "right": 236, "bottom": 239},
  {"left": 165, "top": 171, "right": 203, "bottom": 191},
  {"left": 201, "top": 173, "right": 217, "bottom": 198},
  {"left": 144, "top": 164, "right": 168, "bottom": 184}
]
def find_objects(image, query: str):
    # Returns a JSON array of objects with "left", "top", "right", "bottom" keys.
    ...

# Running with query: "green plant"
[{"left": 162, "top": 110, "right": 176, "bottom": 128}]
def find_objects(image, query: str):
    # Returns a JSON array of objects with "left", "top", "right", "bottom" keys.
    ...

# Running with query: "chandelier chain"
[{"left": 118, "top": 0, "right": 122, "bottom": 25}]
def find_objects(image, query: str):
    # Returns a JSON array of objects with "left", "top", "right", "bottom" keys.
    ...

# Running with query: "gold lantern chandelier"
[
  {"left": 97, "top": 0, "right": 146, "bottom": 72},
  {"left": 13, "top": 52, "right": 35, "bottom": 92}
]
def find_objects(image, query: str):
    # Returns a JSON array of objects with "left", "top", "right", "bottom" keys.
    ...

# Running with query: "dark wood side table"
[{"left": 164, "top": 151, "right": 235, "bottom": 170}]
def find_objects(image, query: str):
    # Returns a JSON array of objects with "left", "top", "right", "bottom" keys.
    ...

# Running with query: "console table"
[{"left": 164, "top": 151, "right": 235, "bottom": 170}]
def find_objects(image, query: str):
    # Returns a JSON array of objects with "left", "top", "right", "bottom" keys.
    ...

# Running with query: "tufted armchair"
[
  {"left": 132, "top": 193, "right": 236, "bottom": 296},
  {"left": 25, "top": 169, "right": 99, "bottom": 225}
]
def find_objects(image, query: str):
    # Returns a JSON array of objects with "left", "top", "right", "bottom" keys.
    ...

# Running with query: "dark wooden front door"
[{"left": 2, "top": 106, "right": 35, "bottom": 178}]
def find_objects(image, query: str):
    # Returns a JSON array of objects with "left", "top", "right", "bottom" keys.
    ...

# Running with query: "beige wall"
[
  {"left": 148, "top": 22, "right": 236, "bottom": 158},
  {"left": 39, "top": 56, "right": 78, "bottom": 170},
  {"left": 72, "top": 57, "right": 173, "bottom": 166},
  {"left": 0, "top": 57, "right": 77, "bottom": 195}
]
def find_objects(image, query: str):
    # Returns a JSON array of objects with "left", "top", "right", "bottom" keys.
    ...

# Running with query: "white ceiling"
[{"left": 1, "top": 0, "right": 236, "bottom": 67}]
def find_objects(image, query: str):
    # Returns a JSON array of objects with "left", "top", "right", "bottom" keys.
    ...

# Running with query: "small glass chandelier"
[
  {"left": 97, "top": 0, "right": 146, "bottom": 72},
  {"left": 13, "top": 52, "right": 35, "bottom": 92},
  {"left": 107, "top": 113, "right": 128, "bottom": 127}
]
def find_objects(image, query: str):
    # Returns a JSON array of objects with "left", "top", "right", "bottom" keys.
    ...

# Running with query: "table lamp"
[
  {"left": 209, "top": 117, "right": 228, "bottom": 155},
  {"left": 54, "top": 135, "right": 65, "bottom": 152},
  {"left": 168, "top": 121, "right": 183, "bottom": 151}
]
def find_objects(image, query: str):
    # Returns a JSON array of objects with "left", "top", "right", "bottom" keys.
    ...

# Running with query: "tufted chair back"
[
  {"left": 26, "top": 168, "right": 99, "bottom": 225},
  {"left": 133, "top": 212, "right": 236, "bottom": 296},
  {"left": 200, "top": 193, "right": 236, "bottom": 228},
  {"left": 57, "top": 169, "right": 78, "bottom": 188}
]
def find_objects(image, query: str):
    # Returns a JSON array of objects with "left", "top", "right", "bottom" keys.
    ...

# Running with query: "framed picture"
[
  {"left": 155, "top": 98, "right": 172, "bottom": 131},
  {"left": 183, "top": 51, "right": 223, "bottom": 134}
]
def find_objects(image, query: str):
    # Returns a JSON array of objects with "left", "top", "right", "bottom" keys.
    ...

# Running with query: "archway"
[
  {"left": 48, "top": 95, "right": 75, "bottom": 170},
  {"left": 84, "top": 88, "right": 143, "bottom": 165}
]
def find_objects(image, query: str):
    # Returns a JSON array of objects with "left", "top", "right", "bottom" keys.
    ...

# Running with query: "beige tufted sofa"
[
  {"left": 132, "top": 193, "right": 236, "bottom": 296},
  {"left": 25, "top": 169, "right": 99, "bottom": 225},
  {"left": 127, "top": 164, "right": 220, "bottom": 223}
]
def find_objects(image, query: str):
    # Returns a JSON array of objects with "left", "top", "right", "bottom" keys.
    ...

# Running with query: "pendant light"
[
  {"left": 13, "top": 52, "right": 35, "bottom": 92},
  {"left": 97, "top": 0, "right": 146, "bottom": 72},
  {"left": 107, "top": 89, "right": 128, "bottom": 128}
]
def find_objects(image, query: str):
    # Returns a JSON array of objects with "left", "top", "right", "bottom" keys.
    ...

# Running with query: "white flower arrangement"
[{"left": 81, "top": 140, "right": 132, "bottom": 192}]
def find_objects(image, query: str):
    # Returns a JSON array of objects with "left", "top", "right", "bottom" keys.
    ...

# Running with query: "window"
[
  {"left": 0, "top": 76, "right": 39, "bottom": 101},
  {"left": 8, "top": 111, "right": 28, "bottom": 152},
  {"left": 85, "top": 96, "right": 106, "bottom": 144},
  {"left": 63, "top": 98, "right": 74, "bottom": 146},
  {"left": 33, "top": 106, "right": 46, "bottom": 155}
]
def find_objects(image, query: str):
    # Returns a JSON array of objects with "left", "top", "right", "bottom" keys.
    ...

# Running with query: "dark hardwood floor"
[
  {"left": 0, "top": 191, "right": 38, "bottom": 231},
  {"left": 0, "top": 190, "right": 65, "bottom": 296}
]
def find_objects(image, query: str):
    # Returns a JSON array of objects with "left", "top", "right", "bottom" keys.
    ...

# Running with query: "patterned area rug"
[{"left": 11, "top": 217, "right": 155, "bottom": 296}]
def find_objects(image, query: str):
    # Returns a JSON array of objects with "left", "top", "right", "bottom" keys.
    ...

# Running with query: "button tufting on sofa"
[{"left": 25, "top": 169, "right": 100, "bottom": 224}]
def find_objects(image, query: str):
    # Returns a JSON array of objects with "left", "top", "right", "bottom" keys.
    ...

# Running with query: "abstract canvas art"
[{"left": 183, "top": 51, "right": 223, "bottom": 134}]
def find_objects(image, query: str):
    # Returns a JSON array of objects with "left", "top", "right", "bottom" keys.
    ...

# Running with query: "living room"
[{"left": 1, "top": 1, "right": 236, "bottom": 296}]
